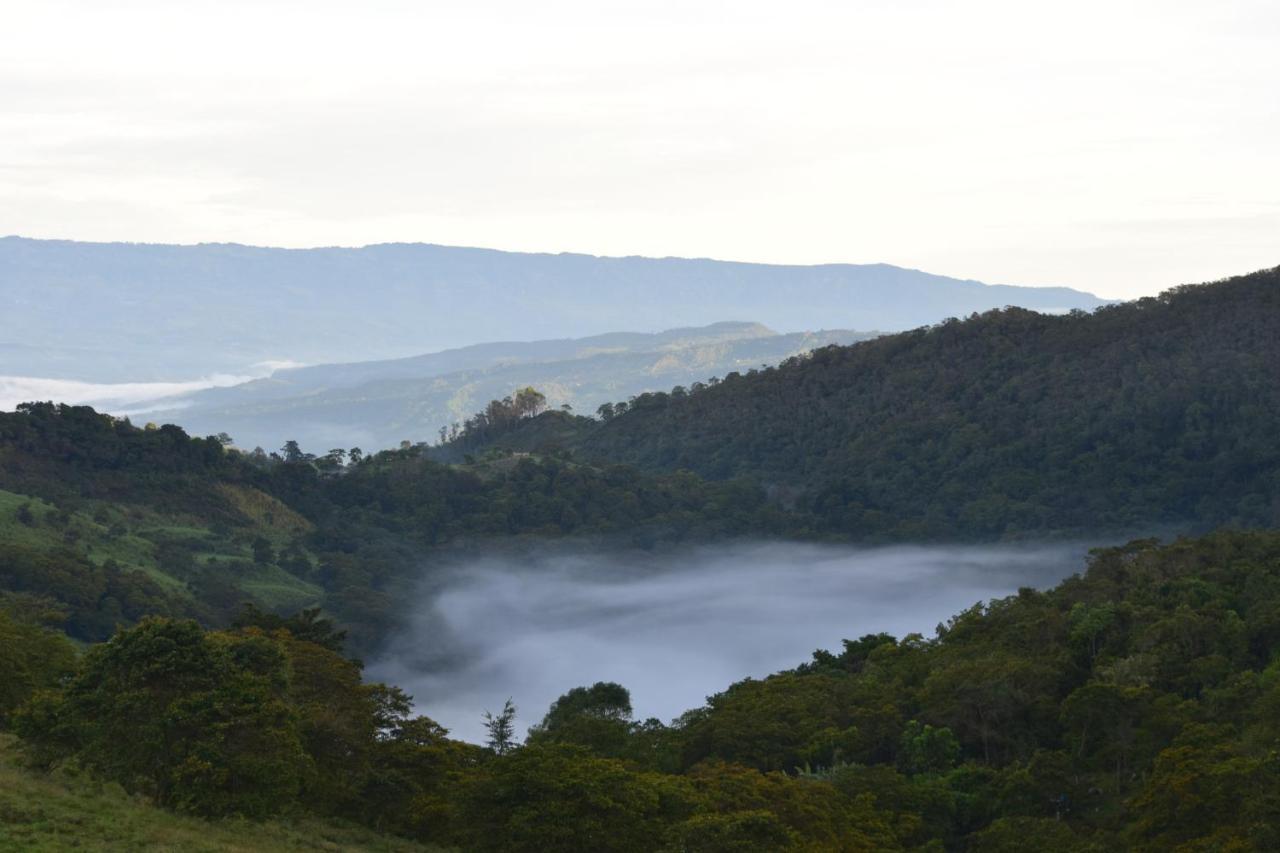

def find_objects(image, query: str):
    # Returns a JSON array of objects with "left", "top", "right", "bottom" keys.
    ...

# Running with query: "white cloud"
[
  {"left": 0, "top": 360, "right": 301, "bottom": 414},
  {"left": 0, "top": 374, "right": 251, "bottom": 413}
]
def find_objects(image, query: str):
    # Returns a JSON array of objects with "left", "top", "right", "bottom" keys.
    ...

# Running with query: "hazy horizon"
[
  {"left": 6, "top": 1, "right": 1277, "bottom": 299},
  {"left": 0, "top": 233, "right": 1081, "bottom": 292}
]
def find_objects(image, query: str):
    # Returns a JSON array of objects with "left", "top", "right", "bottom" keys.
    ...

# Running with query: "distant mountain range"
[
  {"left": 142, "top": 322, "right": 878, "bottom": 451},
  {"left": 0, "top": 236, "right": 1109, "bottom": 382}
]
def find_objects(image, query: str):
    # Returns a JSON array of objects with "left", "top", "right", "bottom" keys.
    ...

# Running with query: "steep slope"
[
  {"left": 469, "top": 267, "right": 1280, "bottom": 538},
  {"left": 0, "top": 236, "right": 1107, "bottom": 381}
]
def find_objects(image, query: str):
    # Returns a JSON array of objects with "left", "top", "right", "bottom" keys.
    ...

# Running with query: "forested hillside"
[
  {"left": 0, "top": 402, "right": 782, "bottom": 655},
  {"left": 463, "top": 267, "right": 1280, "bottom": 540},
  {"left": 7, "top": 531, "right": 1280, "bottom": 850},
  {"left": 3, "top": 270, "right": 1280, "bottom": 849},
  {"left": 145, "top": 323, "right": 875, "bottom": 453},
  {"left": 4, "top": 267, "right": 1276, "bottom": 663}
]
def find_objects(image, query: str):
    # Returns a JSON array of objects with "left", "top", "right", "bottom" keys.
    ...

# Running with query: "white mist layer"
[
  {"left": 0, "top": 360, "right": 305, "bottom": 414},
  {"left": 369, "top": 542, "right": 1087, "bottom": 744}
]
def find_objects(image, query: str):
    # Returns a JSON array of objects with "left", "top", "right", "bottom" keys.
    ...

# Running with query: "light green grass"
[
  {"left": 136, "top": 522, "right": 220, "bottom": 541},
  {"left": 0, "top": 735, "right": 443, "bottom": 852},
  {"left": 237, "top": 563, "right": 324, "bottom": 612},
  {"left": 0, "top": 490, "right": 60, "bottom": 550},
  {"left": 1, "top": 491, "right": 326, "bottom": 612},
  {"left": 0, "top": 494, "right": 190, "bottom": 595}
]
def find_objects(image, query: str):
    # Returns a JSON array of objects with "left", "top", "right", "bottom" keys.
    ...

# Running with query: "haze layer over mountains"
[
  {"left": 1, "top": 236, "right": 1107, "bottom": 382},
  {"left": 142, "top": 323, "right": 877, "bottom": 452}
]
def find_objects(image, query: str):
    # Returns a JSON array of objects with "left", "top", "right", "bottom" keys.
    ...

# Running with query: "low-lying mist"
[{"left": 369, "top": 541, "right": 1089, "bottom": 743}]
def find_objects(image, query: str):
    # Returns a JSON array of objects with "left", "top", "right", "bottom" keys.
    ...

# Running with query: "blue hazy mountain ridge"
[
  {"left": 144, "top": 324, "right": 875, "bottom": 452},
  {"left": 169, "top": 321, "right": 782, "bottom": 408},
  {"left": 0, "top": 236, "right": 1109, "bottom": 381}
]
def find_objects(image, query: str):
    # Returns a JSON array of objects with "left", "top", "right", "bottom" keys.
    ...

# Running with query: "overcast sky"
[{"left": 3, "top": 0, "right": 1277, "bottom": 298}]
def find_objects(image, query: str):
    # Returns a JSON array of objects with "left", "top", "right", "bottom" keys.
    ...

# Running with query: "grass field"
[
  {"left": 238, "top": 562, "right": 324, "bottom": 611},
  {"left": 0, "top": 735, "right": 443, "bottom": 853},
  {"left": 0, "top": 488, "right": 330, "bottom": 613},
  {"left": 0, "top": 489, "right": 59, "bottom": 550}
]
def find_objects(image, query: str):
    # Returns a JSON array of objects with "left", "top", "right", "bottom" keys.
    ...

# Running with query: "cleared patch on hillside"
[{"left": 217, "top": 484, "right": 313, "bottom": 535}]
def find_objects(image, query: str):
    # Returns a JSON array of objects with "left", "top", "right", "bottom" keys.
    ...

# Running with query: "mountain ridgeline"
[
  {"left": 446, "top": 266, "right": 1280, "bottom": 540},
  {"left": 143, "top": 322, "right": 879, "bottom": 453},
  {"left": 0, "top": 236, "right": 1107, "bottom": 381}
]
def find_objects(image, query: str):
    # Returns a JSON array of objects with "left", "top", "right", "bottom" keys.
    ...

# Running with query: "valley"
[
  {"left": 1, "top": 265, "right": 1277, "bottom": 851},
  {"left": 5, "top": 4, "right": 1275, "bottom": 847}
]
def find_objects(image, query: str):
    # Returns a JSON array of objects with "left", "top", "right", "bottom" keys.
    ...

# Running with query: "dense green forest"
[
  {"left": 5, "top": 531, "right": 1280, "bottom": 850},
  {"left": 452, "top": 267, "right": 1280, "bottom": 540}
]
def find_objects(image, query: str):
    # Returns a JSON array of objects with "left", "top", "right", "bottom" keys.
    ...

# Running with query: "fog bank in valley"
[
  {"left": 0, "top": 361, "right": 303, "bottom": 414},
  {"left": 369, "top": 542, "right": 1089, "bottom": 744}
]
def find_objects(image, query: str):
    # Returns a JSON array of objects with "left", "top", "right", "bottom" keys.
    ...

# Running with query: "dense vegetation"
[
  {"left": 4, "top": 531, "right": 1280, "bottom": 849},
  {"left": 0, "top": 734, "right": 437, "bottom": 852},
  {"left": 4, "top": 266, "right": 1280, "bottom": 848},
  {"left": 462, "top": 267, "right": 1280, "bottom": 540},
  {"left": 5, "top": 269, "right": 1276, "bottom": 658},
  {"left": 0, "top": 402, "right": 781, "bottom": 655}
]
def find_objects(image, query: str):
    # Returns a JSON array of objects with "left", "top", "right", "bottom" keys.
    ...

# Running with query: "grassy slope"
[
  {"left": 0, "top": 736, "right": 442, "bottom": 853},
  {"left": 0, "top": 486, "right": 324, "bottom": 613}
]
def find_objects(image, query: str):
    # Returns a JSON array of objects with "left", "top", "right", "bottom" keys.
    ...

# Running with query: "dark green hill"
[{"left": 463, "top": 267, "right": 1280, "bottom": 540}]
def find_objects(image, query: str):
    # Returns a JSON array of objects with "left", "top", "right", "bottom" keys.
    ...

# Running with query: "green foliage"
[
  {"left": 897, "top": 720, "right": 960, "bottom": 776},
  {"left": 455, "top": 744, "right": 674, "bottom": 852},
  {"left": 663, "top": 809, "right": 794, "bottom": 852},
  {"left": 678, "top": 760, "right": 900, "bottom": 851},
  {"left": 967, "top": 817, "right": 1100, "bottom": 852},
  {"left": 482, "top": 699, "right": 518, "bottom": 756},
  {"left": 469, "top": 267, "right": 1280, "bottom": 539},
  {"left": 233, "top": 604, "right": 348, "bottom": 652},
  {"left": 534, "top": 681, "right": 632, "bottom": 729},
  {"left": 680, "top": 673, "right": 866, "bottom": 772},
  {"left": 0, "top": 544, "right": 182, "bottom": 641},
  {"left": 0, "top": 609, "right": 77, "bottom": 725},
  {"left": 9, "top": 531, "right": 1280, "bottom": 849},
  {"left": 15, "top": 618, "right": 307, "bottom": 818},
  {"left": 0, "top": 734, "right": 438, "bottom": 852},
  {"left": 666, "top": 532, "right": 1280, "bottom": 848},
  {"left": 523, "top": 682, "right": 676, "bottom": 765},
  {"left": 1127, "top": 725, "right": 1280, "bottom": 851}
]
